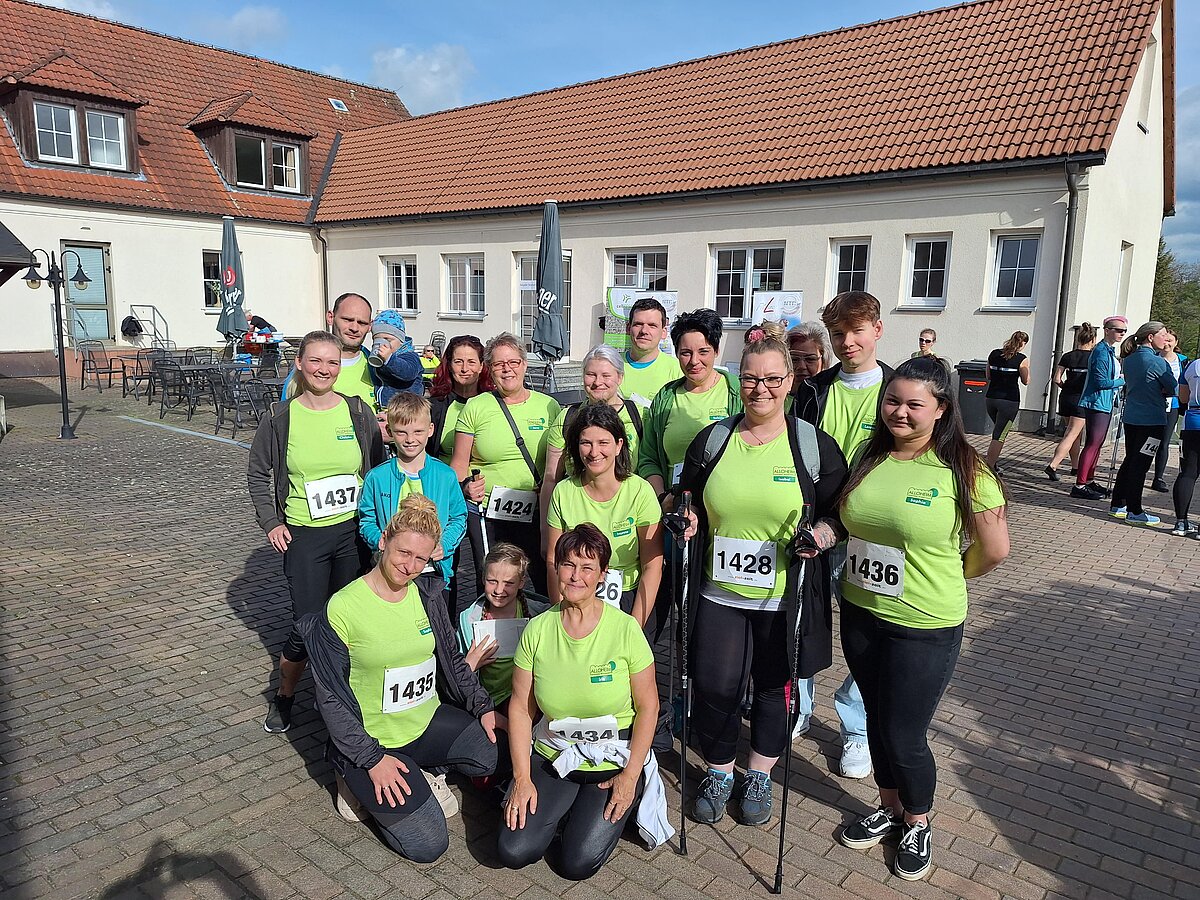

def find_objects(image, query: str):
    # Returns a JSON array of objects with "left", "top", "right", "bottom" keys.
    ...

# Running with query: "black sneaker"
[
  {"left": 1086, "top": 481, "right": 1111, "bottom": 498},
  {"left": 1043, "top": 465, "right": 1060, "bottom": 482},
  {"left": 894, "top": 820, "right": 932, "bottom": 881},
  {"left": 839, "top": 807, "right": 903, "bottom": 849},
  {"left": 264, "top": 694, "right": 294, "bottom": 733},
  {"left": 1070, "top": 484, "right": 1104, "bottom": 500},
  {"left": 692, "top": 770, "right": 734, "bottom": 824},
  {"left": 736, "top": 770, "right": 773, "bottom": 826},
  {"left": 1171, "top": 520, "right": 1199, "bottom": 537},
  {"left": 1150, "top": 479, "right": 1169, "bottom": 493}
]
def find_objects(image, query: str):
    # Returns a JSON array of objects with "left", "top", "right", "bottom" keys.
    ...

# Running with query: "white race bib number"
[
  {"left": 595, "top": 569, "right": 624, "bottom": 607},
  {"left": 305, "top": 473, "right": 359, "bottom": 520},
  {"left": 712, "top": 535, "right": 776, "bottom": 588},
  {"left": 382, "top": 657, "right": 437, "bottom": 714},
  {"left": 487, "top": 486, "right": 536, "bottom": 523},
  {"left": 844, "top": 538, "right": 905, "bottom": 598},
  {"left": 1140, "top": 437, "right": 1162, "bottom": 457},
  {"left": 549, "top": 715, "right": 620, "bottom": 744}
]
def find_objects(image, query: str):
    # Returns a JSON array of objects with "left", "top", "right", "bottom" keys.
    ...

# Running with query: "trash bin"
[{"left": 956, "top": 360, "right": 992, "bottom": 435}]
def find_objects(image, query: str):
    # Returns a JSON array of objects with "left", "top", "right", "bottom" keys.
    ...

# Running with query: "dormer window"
[
  {"left": 188, "top": 92, "right": 313, "bottom": 196},
  {"left": 34, "top": 101, "right": 78, "bottom": 163},
  {"left": 232, "top": 132, "right": 303, "bottom": 193},
  {"left": 28, "top": 99, "right": 132, "bottom": 170},
  {"left": 86, "top": 110, "right": 127, "bottom": 169}
]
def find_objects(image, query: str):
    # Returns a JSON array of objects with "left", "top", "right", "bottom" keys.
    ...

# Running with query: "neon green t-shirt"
[
  {"left": 284, "top": 399, "right": 362, "bottom": 528},
  {"left": 334, "top": 352, "right": 378, "bottom": 410},
  {"left": 840, "top": 453, "right": 1006, "bottom": 629},
  {"left": 622, "top": 352, "right": 681, "bottom": 409},
  {"left": 702, "top": 431, "right": 806, "bottom": 605},
  {"left": 397, "top": 469, "right": 423, "bottom": 509},
  {"left": 514, "top": 603, "right": 654, "bottom": 772},
  {"left": 456, "top": 392, "right": 562, "bottom": 507},
  {"left": 662, "top": 380, "right": 730, "bottom": 475},
  {"left": 546, "top": 401, "right": 641, "bottom": 474},
  {"left": 546, "top": 475, "right": 659, "bottom": 591},
  {"left": 327, "top": 579, "right": 440, "bottom": 748},
  {"left": 437, "top": 398, "right": 467, "bottom": 462},
  {"left": 819, "top": 378, "right": 882, "bottom": 463}
]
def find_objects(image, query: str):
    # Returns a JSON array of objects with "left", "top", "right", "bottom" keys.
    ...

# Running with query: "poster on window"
[
  {"left": 603, "top": 288, "right": 678, "bottom": 354},
  {"left": 750, "top": 291, "right": 804, "bottom": 331}
]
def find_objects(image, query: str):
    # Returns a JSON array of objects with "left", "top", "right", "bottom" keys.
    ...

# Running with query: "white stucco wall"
[
  {"left": 0, "top": 199, "right": 322, "bottom": 353},
  {"left": 324, "top": 171, "right": 1070, "bottom": 415}
]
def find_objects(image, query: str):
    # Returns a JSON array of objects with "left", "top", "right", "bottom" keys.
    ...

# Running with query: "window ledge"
[
  {"left": 203, "top": 308, "right": 221, "bottom": 315},
  {"left": 896, "top": 300, "right": 946, "bottom": 311},
  {"left": 439, "top": 311, "right": 485, "bottom": 322},
  {"left": 393, "top": 309, "right": 419, "bottom": 319},
  {"left": 981, "top": 300, "right": 1037, "bottom": 313},
  {"left": 721, "top": 319, "right": 752, "bottom": 329}
]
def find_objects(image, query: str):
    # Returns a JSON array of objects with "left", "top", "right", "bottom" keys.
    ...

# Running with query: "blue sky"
[{"left": 48, "top": 0, "right": 1200, "bottom": 261}]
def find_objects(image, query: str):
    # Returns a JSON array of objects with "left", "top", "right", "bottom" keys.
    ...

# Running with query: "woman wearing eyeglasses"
[
  {"left": 1071, "top": 317, "right": 1128, "bottom": 500},
  {"left": 452, "top": 333, "right": 562, "bottom": 596},
  {"left": 786, "top": 322, "right": 832, "bottom": 387}
]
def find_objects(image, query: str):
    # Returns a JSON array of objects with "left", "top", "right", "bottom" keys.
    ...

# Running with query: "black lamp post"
[{"left": 23, "top": 249, "right": 91, "bottom": 440}]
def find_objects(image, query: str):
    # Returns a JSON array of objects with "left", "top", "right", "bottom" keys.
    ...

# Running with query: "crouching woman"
[{"left": 298, "top": 494, "right": 498, "bottom": 862}]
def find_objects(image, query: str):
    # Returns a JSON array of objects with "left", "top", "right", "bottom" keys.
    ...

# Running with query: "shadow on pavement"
[{"left": 98, "top": 840, "right": 265, "bottom": 898}]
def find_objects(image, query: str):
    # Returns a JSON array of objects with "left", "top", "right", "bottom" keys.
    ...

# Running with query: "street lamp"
[{"left": 22, "top": 249, "right": 90, "bottom": 440}]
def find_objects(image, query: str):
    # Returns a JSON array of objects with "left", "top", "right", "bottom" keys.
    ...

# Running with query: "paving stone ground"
[{"left": 1, "top": 376, "right": 1197, "bottom": 900}]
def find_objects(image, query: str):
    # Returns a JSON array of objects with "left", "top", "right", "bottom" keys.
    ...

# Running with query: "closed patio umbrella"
[
  {"left": 531, "top": 200, "right": 567, "bottom": 390},
  {"left": 215, "top": 216, "right": 247, "bottom": 343}
]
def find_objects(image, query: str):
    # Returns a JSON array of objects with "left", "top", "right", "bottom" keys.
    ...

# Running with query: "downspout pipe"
[
  {"left": 1044, "top": 162, "right": 1081, "bottom": 433},
  {"left": 307, "top": 132, "right": 341, "bottom": 321}
]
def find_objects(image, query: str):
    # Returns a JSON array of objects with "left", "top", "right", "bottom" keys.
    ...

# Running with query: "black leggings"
[
  {"left": 1112, "top": 423, "right": 1162, "bottom": 515},
  {"left": 497, "top": 753, "right": 643, "bottom": 881},
  {"left": 690, "top": 595, "right": 792, "bottom": 765},
  {"left": 840, "top": 600, "right": 962, "bottom": 816},
  {"left": 1154, "top": 409, "right": 1181, "bottom": 483},
  {"left": 465, "top": 508, "right": 547, "bottom": 597},
  {"left": 1076, "top": 410, "right": 1112, "bottom": 485},
  {"left": 985, "top": 398, "right": 1020, "bottom": 442},
  {"left": 331, "top": 705, "right": 497, "bottom": 863},
  {"left": 281, "top": 519, "right": 370, "bottom": 662},
  {"left": 1172, "top": 431, "right": 1200, "bottom": 521}
]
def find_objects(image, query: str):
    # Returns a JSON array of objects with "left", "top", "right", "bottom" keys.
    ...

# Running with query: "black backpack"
[{"left": 120, "top": 315, "right": 143, "bottom": 338}]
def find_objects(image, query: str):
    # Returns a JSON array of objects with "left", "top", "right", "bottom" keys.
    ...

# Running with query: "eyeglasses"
[
  {"left": 739, "top": 374, "right": 788, "bottom": 390},
  {"left": 490, "top": 359, "right": 525, "bottom": 371},
  {"left": 790, "top": 354, "right": 822, "bottom": 364},
  {"left": 918, "top": 338, "right": 934, "bottom": 344}
]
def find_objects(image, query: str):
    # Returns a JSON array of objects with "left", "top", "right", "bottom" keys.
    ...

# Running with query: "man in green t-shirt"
[
  {"left": 794, "top": 290, "right": 895, "bottom": 780},
  {"left": 622, "top": 297, "right": 681, "bottom": 409},
  {"left": 280, "top": 292, "right": 380, "bottom": 408}
]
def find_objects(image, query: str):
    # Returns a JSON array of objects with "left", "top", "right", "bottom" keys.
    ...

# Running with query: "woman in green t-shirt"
[
  {"left": 836, "top": 357, "right": 1010, "bottom": 882},
  {"left": 451, "top": 333, "right": 562, "bottom": 597},
  {"left": 546, "top": 403, "right": 663, "bottom": 626},
  {"left": 499, "top": 525, "right": 662, "bottom": 881}
]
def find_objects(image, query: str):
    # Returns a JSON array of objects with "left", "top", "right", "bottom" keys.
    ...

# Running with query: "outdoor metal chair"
[
  {"left": 206, "top": 370, "right": 259, "bottom": 437},
  {"left": 430, "top": 330, "right": 447, "bottom": 357},
  {"left": 79, "top": 341, "right": 125, "bottom": 393},
  {"left": 155, "top": 358, "right": 203, "bottom": 420},
  {"left": 187, "top": 347, "right": 217, "bottom": 365},
  {"left": 123, "top": 348, "right": 163, "bottom": 400}
]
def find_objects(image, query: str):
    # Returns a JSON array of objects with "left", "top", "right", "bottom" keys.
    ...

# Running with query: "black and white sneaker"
[
  {"left": 264, "top": 694, "right": 294, "bottom": 733},
  {"left": 1170, "top": 520, "right": 1198, "bottom": 537},
  {"left": 894, "top": 820, "right": 933, "bottom": 880},
  {"left": 839, "top": 807, "right": 903, "bottom": 849}
]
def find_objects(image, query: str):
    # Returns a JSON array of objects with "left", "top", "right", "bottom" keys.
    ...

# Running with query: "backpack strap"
[
  {"left": 622, "top": 398, "right": 644, "bottom": 441},
  {"left": 789, "top": 417, "right": 822, "bottom": 484},
  {"left": 701, "top": 417, "right": 736, "bottom": 468},
  {"left": 493, "top": 391, "right": 541, "bottom": 486}
]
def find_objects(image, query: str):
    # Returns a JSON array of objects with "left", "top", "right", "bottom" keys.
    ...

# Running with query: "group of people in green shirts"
[{"left": 247, "top": 290, "right": 1011, "bottom": 883}]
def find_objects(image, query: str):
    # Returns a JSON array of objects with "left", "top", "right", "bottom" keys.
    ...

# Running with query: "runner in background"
[
  {"left": 1171, "top": 356, "right": 1200, "bottom": 536},
  {"left": 1152, "top": 329, "right": 1188, "bottom": 493},
  {"left": 910, "top": 328, "right": 951, "bottom": 373},
  {"left": 1044, "top": 323, "right": 1097, "bottom": 481},
  {"left": 983, "top": 331, "right": 1030, "bottom": 472},
  {"left": 1071, "top": 316, "right": 1127, "bottom": 500},
  {"left": 248, "top": 330, "right": 384, "bottom": 734},
  {"left": 793, "top": 291, "right": 894, "bottom": 779},
  {"left": 621, "top": 297, "right": 681, "bottom": 409},
  {"left": 299, "top": 495, "right": 498, "bottom": 861},
  {"left": 837, "top": 357, "right": 1010, "bottom": 881},
  {"left": 452, "top": 333, "right": 561, "bottom": 596}
]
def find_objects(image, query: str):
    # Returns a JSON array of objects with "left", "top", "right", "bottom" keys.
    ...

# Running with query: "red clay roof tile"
[{"left": 3, "top": 49, "right": 144, "bottom": 105}]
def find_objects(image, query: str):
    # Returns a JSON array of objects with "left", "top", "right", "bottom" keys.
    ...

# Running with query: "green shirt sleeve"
[
  {"left": 456, "top": 396, "right": 482, "bottom": 435},
  {"left": 513, "top": 613, "right": 539, "bottom": 671},
  {"left": 631, "top": 476, "right": 660, "bottom": 527},
  {"left": 546, "top": 406, "right": 568, "bottom": 451},
  {"left": 546, "top": 481, "right": 567, "bottom": 530},
  {"left": 622, "top": 615, "right": 654, "bottom": 676},
  {"left": 971, "top": 468, "right": 1007, "bottom": 512}
]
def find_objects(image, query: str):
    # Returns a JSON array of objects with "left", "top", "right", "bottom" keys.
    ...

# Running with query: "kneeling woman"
[
  {"left": 499, "top": 524, "right": 672, "bottom": 880},
  {"left": 300, "top": 495, "right": 499, "bottom": 863}
]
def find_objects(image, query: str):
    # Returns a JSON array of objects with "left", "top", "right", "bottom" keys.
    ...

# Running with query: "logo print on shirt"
[
  {"left": 905, "top": 487, "right": 939, "bottom": 507},
  {"left": 528, "top": 416, "right": 546, "bottom": 431},
  {"left": 612, "top": 516, "right": 635, "bottom": 538},
  {"left": 772, "top": 466, "right": 797, "bottom": 483},
  {"left": 589, "top": 660, "right": 617, "bottom": 683},
  {"left": 336, "top": 427, "right": 355, "bottom": 441}
]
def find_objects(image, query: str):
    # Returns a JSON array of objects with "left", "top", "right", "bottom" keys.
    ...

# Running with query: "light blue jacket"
[
  {"left": 1120, "top": 346, "right": 1177, "bottom": 426},
  {"left": 1077, "top": 340, "right": 1124, "bottom": 414},
  {"left": 358, "top": 455, "right": 467, "bottom": 582}
]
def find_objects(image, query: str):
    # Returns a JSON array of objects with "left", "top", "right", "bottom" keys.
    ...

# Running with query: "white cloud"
[
  {"left": 369, "top": 44, "right": 475, "bottom": 115},
  {"left": 210, "top": 5, "right": 288, "bottom": 47},
  {"left": 39, "top": 0, "right": 120, "bottom": 17},
  {"left": 1165, "top": 86, "right": 1200, "bottom": 262}
]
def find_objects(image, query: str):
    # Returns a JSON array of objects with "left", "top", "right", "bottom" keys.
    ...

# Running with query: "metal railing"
[{"left": 128, "top": 304, "right": 171, "bottom": 348}]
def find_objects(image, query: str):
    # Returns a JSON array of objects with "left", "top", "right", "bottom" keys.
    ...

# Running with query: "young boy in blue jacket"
[{"left": 359, "top": 393, "right": 467, "bottom": 601}]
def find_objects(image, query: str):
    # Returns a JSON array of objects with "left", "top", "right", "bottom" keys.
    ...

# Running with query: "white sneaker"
[
  {"left": 334, "top": 774, "right": 368, "bottom": 822},
  {"left": 423, "top": 771, "right": 459, "bottom": 819},
  {"left": 840, "top": 740, "right": 872, "bottom": 779},
  {"left": 791, "top": 714, "right": 811, "bottom": 740}
]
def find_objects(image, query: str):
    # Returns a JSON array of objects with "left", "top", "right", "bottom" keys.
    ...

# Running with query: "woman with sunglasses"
[
  {"left": 1071, "top": 317, "right": 1128, "bottom": 500},
  {"left": 452, "top": 333, "right": 561, "bottom": 596}
]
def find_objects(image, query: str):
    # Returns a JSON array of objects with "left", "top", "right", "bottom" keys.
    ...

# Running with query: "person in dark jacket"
[
  {"left": 247, "top": 330, "right": 385, "bottom": 735},
  {"left": 299, "top": 494, "right": 498, "bottom": 862}
]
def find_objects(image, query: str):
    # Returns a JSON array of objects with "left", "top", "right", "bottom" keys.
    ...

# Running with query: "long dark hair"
[
  {"left": 429, "top": 335, "right": 494, "bottom": 399},
  {"left": 564, "top": 403, "right": 632, "bottom": 480},
  {"left": 838, "top": 357, "right": 1007, "bottom": 538}
]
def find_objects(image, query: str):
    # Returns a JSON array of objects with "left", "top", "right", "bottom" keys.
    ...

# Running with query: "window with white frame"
[
  {"left": 234, "top": 134, "right": 266, "bottom": 188},
  {"left": 612, "top": 250, "right": 668, "bottom": 290},
  {"left": 271, "top": 142, "right": 300, "bottom": 192},
  {"left": 202, "top": 250, "right": 222, "bottom": 309},
  {"left": 34, "top": 101, "right": 78, "bottom": 164},
  {"left": 520, "top": 254, "right": 572, "bottom": 354},
  {"left": 905, "top": 236, "right": 951, "bottom": 307},
  {"left": 385, "top": 258, "right": 419, "bottom": 312},
  {"left": 832, "top": 240, "right": 869, "bottom": 294},
  {"left": 992, "top": 235, "right": 1040, "bottom": 304},
  {"left": 85, "top": 110, "right": 126, "bottom": 169},
  {"left": 714, "top": 246, "right": 784, "bottom": 321},
  {"left": 446, "top": 255, "right": 485, "bottom": 315}
]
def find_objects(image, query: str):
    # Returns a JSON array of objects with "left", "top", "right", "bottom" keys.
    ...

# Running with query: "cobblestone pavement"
[{"left": 1, "top": 377, "right": 1197, "bottom": 899}]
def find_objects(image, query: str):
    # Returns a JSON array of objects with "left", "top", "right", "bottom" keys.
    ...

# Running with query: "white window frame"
[
  {"left": 830, "top": 239, "right": 870, "bottom": 295},
  {"left": 202, "top": 250, "right": 222, "bottom": 311},
  {"left": 383, "top": 256, "right": 419, "bottom": 314},
  {"left": 443, "top": 254, "right": 485, "bottom": 319},
  {"left": 986, "top": 232, "right": 1042, "bottom": 310},
  {"left": 34, "top": 100, "right": 79, "bottom": 164},
  {"left": 901, "top": 234, "right": 952, "bottom": 309},
  {"left": 271, "top": 141, "right": 301, "bottom": 194},
  {"left": 610, "top": 248, "right": 669, "bottom": 291},
  {"left": 85, "top": 109, "right": 126, "bottom": 170},
  {"left": 518, "top": 252, "right": 572, "bottom": 357},
  {"left": 234, "top": 133, "right": 267, "bottom": 189},
  {"left": 711, "top": 243, "right": 785, "bottom": 325}
]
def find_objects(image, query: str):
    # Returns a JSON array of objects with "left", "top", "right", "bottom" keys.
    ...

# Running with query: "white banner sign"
[{"left": 750, "top": 291, "right": 804, "bottom": 330}]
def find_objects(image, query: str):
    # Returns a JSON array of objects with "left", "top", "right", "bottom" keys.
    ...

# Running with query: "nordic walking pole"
[
  {"left": 772, "top": 551, "right": 807, "bottom": 895},
  {"left": 1106, "top": 399, "right": 1124, "bottom": 495},
  {"left": 663, "top": 490, "right": 693, "bottom": 856}
]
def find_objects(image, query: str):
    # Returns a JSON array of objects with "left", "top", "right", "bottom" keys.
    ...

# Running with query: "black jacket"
[
  {"left": 427, "top": 392, "right": 468, "bottom": 460},
  {"left": 792, "top": 361, "right": 896, "bottom": 429},
  {"left": 679, "top": 414, "right": 848, "bottom": 678},
  {"left": 296, "top": 576, "right": 494, "bottom": 771}
]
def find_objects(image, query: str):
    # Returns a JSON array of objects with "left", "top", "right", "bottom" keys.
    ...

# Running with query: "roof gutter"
[
  {"left": 1042, "top": 161, "right": 1084, "bottom": 433},
  {"left": 307, "top": 131, "right": 342, "bottom": 320}
]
